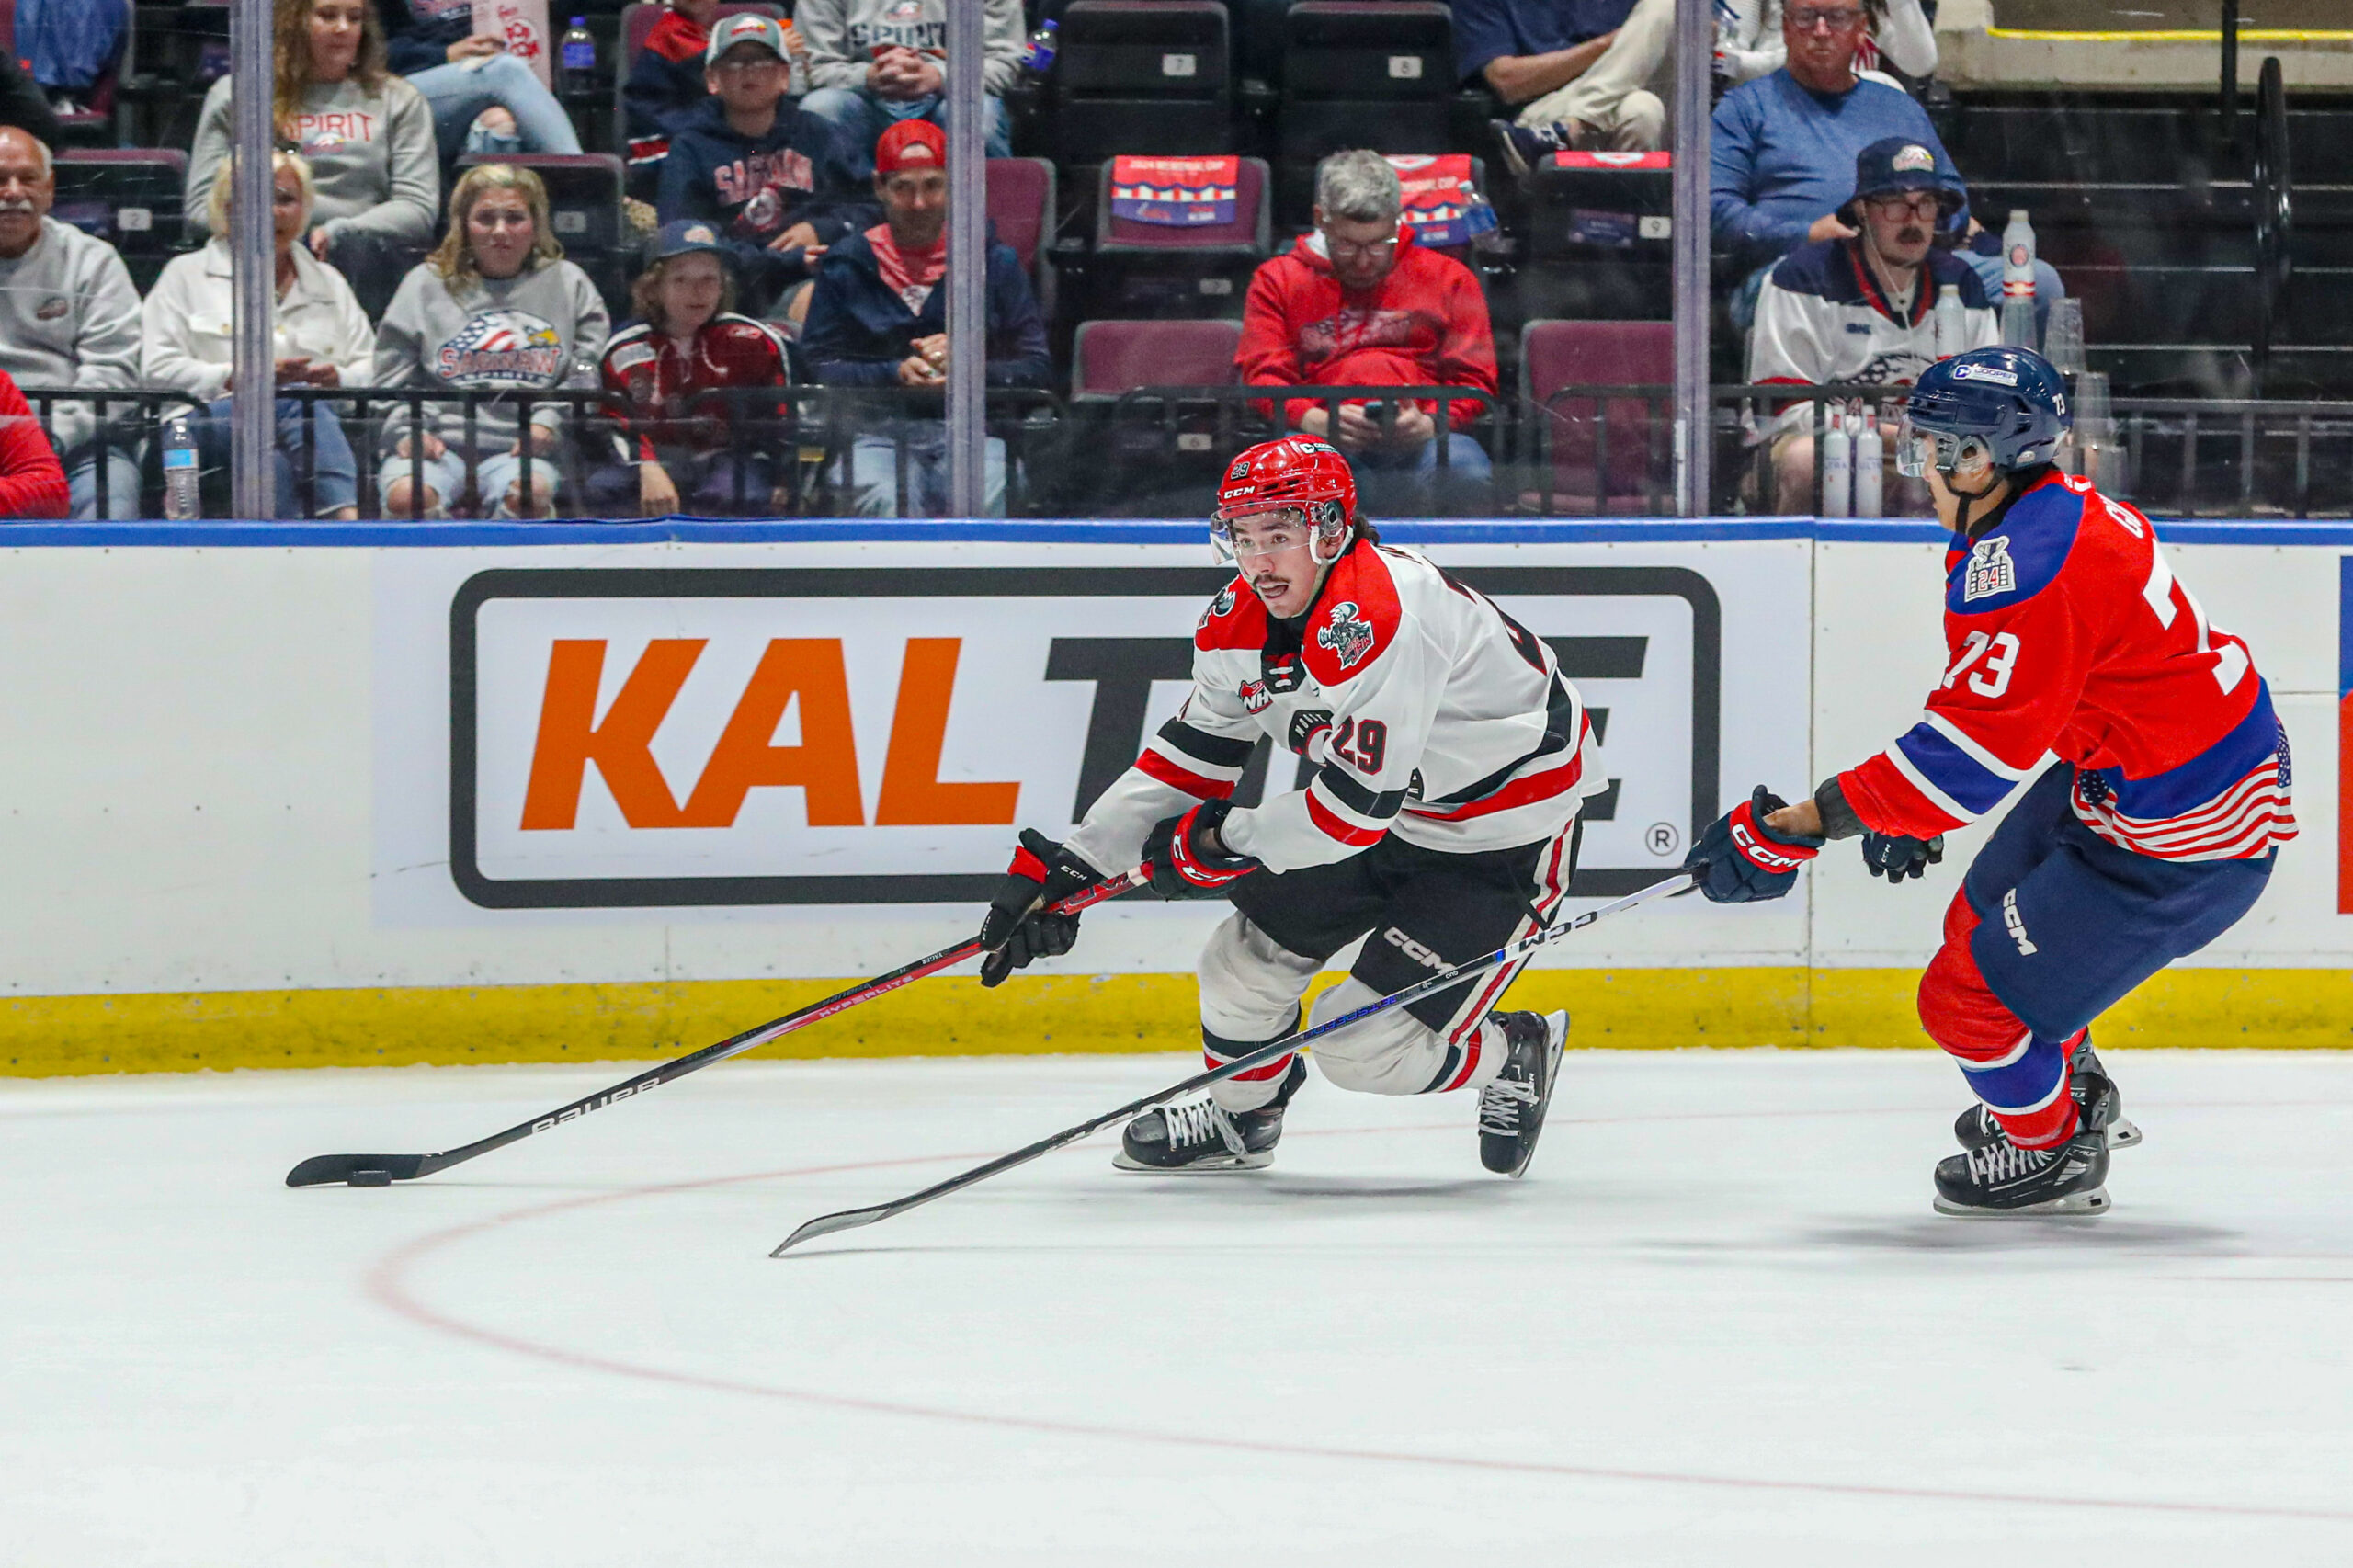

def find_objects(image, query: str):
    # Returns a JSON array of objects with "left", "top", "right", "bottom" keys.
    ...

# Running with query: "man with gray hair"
[
  {"left": 0, "top": 124, "right": 142, "bottom": 518},
  {"left": 1236, "top": 150, "right": 1498, "bottom": 517}
]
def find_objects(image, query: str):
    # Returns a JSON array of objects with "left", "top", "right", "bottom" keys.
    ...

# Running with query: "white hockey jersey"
[
  {"left": 1747, "top": 236, "right": 1997, "bottom": 395},
  {"left": 1064, "top": 540, "right": 1607, "bottom": 878}
]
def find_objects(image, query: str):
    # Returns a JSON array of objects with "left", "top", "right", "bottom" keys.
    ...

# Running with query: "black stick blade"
[
  {"left": 769, "top": 1204, "right": 890, "bottom": 1256},
  {"left": 285, "top": 1153, "right": 430, "bottom": 1188}
]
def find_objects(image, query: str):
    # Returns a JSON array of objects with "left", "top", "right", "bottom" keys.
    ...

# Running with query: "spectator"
[
  {"left": 15, "top": 0, "right": 127, "bottom": 115},
  {"left": 591, "top": 222, "right": 796, "bottom": 517},
  {"left": 372, "top": 164, "right": 610, "bottom": 517},
  {"left": 0, "top": 365, "right": 70, "bottom": 519},
  {"left": 0, "top": 52, "right": 64, "bottom": 147},
  {"left": 378, "top": 0, "right": 586, "bottom": 163},
  {"left": 1747, "top": 137, "right": 1996, "bottom": 508},
  {"left": 801, "top": 119, "right": 1048, "bottom": 517},
  {"left": 1711, "top": 0, "right": 2061, "bottom": 335},
  {"left": 796, "top": 0, "right": 1019, "bottom": 170},
  {"left": 0, "top": 125, "right": 141, "bottom": 519},
  {"left": 1715, "top": 0, "right": 1938, "bottom": 88},
  {"left": 188, "top": 0, "right": 440, "bottom": 317},
  {"left": 657, "top": 13, "right": 864, "bottom": 324},
  {"left": 1467, "top": 0, "right": 1662, "bottom": 163},
  {"left": 1235, "top": 150, "right": 1499, "bottom": 517},
  {"left": 625, "top": 0, "right": 812, "bottom": 199},
  {"left": 142, "top": 151, "right": 374, "bottom": 521}
]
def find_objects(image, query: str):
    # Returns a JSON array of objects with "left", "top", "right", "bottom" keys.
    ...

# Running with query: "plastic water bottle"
[
  {"left": 559, "top": 17, "right": 597, "bottom": 95},
  {"left": 1022, "top": 17, "right": 1058, "bottom": 78},
  {"left": 162, "top": 414, "right": 200, "bottom": 520},
  {"left": 1819, "top": 405, "right": 1852, "bottom": 517},
  {"left": 1851, "top": 403, "right": 1882, "bottom": 517},
  {"left": 2001, "top": 209, "right": 2039, "bottom": 349},
  {"left": 1933, "top": 283, "right": 1966, "bottom": 361},
  {"left": 782, "top": 19, "right": 809, "bottom": 96}
]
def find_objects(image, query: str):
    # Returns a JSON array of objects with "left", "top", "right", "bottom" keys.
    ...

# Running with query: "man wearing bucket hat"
[
  {"left": 657, "top": 12, "right": 866, "bottom": 321},
  {"left": 1749, "top": 136, "right": 1997, "bottom": 508}
]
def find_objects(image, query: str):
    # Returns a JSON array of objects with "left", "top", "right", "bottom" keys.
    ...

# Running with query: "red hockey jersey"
[
  {"left": 598, "top": 312, "right": 792, "bottom": 461},
  {"left": 1841, "top": 472, "right": 2295, "bottom": 861}
]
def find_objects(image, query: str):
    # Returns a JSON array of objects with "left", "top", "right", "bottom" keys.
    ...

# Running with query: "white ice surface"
[{"left": 6, "top": 1049, "right": 2352, "bottom": 1566}]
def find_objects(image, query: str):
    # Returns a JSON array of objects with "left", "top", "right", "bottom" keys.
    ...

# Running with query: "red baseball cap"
[{"left": 875, "top": 119, "right": 947, "bottom": 176}]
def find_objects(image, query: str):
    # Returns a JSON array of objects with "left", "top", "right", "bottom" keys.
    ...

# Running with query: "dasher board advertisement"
[{"left": 371, "top": 540, "right": 1811, "bottom": 925}]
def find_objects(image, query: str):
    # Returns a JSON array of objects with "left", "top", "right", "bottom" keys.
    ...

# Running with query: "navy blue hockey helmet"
[{"left": 1895, "top": 346, "right": 2072, "bottom": 479}]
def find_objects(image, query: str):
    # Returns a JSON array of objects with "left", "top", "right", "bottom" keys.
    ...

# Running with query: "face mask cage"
[
  {"left": 1210, "top": 500, "right": 1350, "bottom": 565},
  {"left": 1893, "top": 416, "right": 1991, "bottom": 479}
]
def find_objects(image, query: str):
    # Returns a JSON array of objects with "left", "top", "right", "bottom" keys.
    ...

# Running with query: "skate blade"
[
  {"left": 1933, "top": 1185, "right": 2111, "bottom": 1219},
  {"left": 1111, "top": 1150, "right": 1273, "bottom": 1174},
  {"left": 1502, "top": 1011, "right": 1572, "bottom": 1179},
  {"left": 2108, "top": 1117, "right": 2143, "bottom": 1150}
]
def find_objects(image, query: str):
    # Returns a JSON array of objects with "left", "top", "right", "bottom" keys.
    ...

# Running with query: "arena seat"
[
  {"left": 1070, "top": 317, "right": 1244, "bottom": 399},
  {"left": 986, "top": 155, "right": 1057, "bottom": 319},
  {"left": 1519, "top": 318, "right": 1672, "bottom": 515},
  {"left": 1067, "top": 317, "right": 1246, "bottom": 517},
  {"left": 52, "top": 148, "right": 187, "bottom": 293},
  {"left": 1279, "top": 3, "right": 1451, "bottom": 163},
  {"left": 1522, "top": 149, "right": 1674, "bottom": 322},
  {"left": 1082, "top": 153, "right": 1270, "bottom": 320},
  {"left": 1053, "top": 1, "right": 1234, "bottom": 162}
]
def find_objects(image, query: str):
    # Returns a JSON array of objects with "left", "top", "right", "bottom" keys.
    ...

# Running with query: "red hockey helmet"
[{"left": 1211, "top": 437, "right": 1358, "bottom": 565}]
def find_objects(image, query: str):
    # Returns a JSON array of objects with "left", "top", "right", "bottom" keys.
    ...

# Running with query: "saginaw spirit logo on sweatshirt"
[{"left": 436, "top": 311, "right": 564, "bottom": 386}]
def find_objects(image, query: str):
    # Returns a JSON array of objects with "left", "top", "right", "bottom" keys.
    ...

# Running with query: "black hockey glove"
[
  {"left": 1684, "top": 786, "right": 1824, "bottom": 904},
  {"left": 1141, "top": 798, "right": 1260, "bottom": 900},
  {"left": 978, "top": 829, "right": 1102, "bottom": 988},
  {"left": 1286, "top": 709, "right": 1335, "bottom": 756},
  {"left": 1861, "top": 831, "right": 1944, "bottom": 883}
]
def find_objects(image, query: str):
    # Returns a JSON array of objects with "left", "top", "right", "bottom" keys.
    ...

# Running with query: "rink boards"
[{"left": 0, "top": 516, "right": 2345, "bottom": 1074}]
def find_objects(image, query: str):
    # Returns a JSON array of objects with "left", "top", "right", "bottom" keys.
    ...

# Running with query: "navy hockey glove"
[
  {"left": 1685, "top": 786, "right": 1824, "bottom": 903},
  {"left": 1861, "top": 831, "right": 1944, "bottom": 883},
  {"left": 1142, "top": 798, "right": 1260, "bottom": 899},
  {"left": 978, "top": 830, "right": 1101, "bottom": 988}
]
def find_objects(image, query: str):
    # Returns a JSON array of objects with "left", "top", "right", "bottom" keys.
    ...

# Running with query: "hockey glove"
[
  {"left": 1286, "top": 708, "right": 1335, "bottom": 758},
  {"left": 1141, "top": 798, "right": 1260, "bottom": 900},
  {"left": 1685, "top": 786, "right": 1824, "bottom": 903},
  {"left": 1861, "top": 831, "right": 1944, "bottom": 883},
  {"left": 978, "top": 829, "right": 1102, "bottom": 988}
]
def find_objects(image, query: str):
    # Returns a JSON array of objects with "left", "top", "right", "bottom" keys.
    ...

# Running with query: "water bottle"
[
  {"left": 1819, "top": 405, "right": 1851, "bottom": 518},
  {"left": 162, "top": 413, "right": 200, "bottom": 521},
  {"left": 782, "top": 19, "right": 809, "bottom": 96},
  {"left": 1851, "top": 402, "right": 1883, "bottom": 518},
  {"left": 2000, "top": 209, "right": 2039, "bottom": 349},
  {"left": 1022, "top": 17, "right": 1058, "bottom": 79},
  {"left": 1933, "top": 283, "right": 1965, "bottom": 361},
  {"left": 559, "top": 17, "right": 597, "bottom": 95}
]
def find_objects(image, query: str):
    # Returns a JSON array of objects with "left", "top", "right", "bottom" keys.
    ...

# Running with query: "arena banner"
[{"left": 370, "top": 539, "right": 1811, "bottom": 925}]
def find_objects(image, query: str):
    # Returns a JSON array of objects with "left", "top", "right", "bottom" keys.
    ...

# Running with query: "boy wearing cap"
[
  {"left": 595, "top": 219, "right": 796, "bottom": 517},
  {"left": 801, "top": 119, "right": 1049, "bottom": 516},
  {"left": 624, "top": 0, "right": 813, "bottom": 199},
  {"left": 1748, "top": 136, "right": 1998, "bottom": 509},
  {"left": 657, "top": 12, "right": 866, "bottom": 322}
]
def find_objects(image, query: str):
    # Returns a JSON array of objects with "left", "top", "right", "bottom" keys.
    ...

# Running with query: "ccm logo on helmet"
[
  {"left": 1950, "top": 363, "right": 2020, "bottom": 387},
  {"left": 1730, "top": 820, "right": 1809, "bottom": 871}
]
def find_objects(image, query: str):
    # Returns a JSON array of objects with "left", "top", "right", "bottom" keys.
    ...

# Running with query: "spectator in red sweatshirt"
[
  {"left": 0, "top": 365, "right": 69, "bottom": 518},
  {"left": 1236, "top": 150, "right": 1499, "bottom": 517}
]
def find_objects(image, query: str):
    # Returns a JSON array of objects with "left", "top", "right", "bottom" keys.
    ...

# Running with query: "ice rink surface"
[{"left": 7, "top": 1047, "right": 2353, "bottom": 1566}]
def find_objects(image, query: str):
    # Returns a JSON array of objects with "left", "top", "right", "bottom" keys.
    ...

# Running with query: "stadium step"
[{"left": 1948, "top": 95, "right": 2353, "bottom": 185}]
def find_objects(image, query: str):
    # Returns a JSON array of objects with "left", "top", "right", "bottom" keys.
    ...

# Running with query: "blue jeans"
[
  {"left": 1347, "top": 432, "right": 1493, "bottom": 518},
  {"left": 585, "top": 451, "right": 778, "bottom": 517},
  {"left": 406, "top": 55, "right": 584, "bottom": 160},
  {"left": 800, "top": 85, "right": 1011, "bottom": 173},
  {"left": 377, "top": 445, "right": 566, "bottom": 517},
  {"left": 65, "top": 443, "right": 141, "bottom": 520},
  {"left": 841, "top": 427, "right": 1006, "bottom": 517},
  {"left": 191, "top": 397, "right": 358, "bottom": 518}
]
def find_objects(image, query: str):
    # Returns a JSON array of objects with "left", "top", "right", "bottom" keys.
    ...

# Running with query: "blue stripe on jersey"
[
  {"left": 1944, "top": 482, "right": 2085, "bottom": 617},
  {"left": 1894, "top": 722, "right": 2020, "bottom": 815},
  {"left": 1957, "top": 1035, "right": 2067, "bottom": 1114},
  {"left": 2082, "top": 681, "right": 2281, "bottom": 820}
]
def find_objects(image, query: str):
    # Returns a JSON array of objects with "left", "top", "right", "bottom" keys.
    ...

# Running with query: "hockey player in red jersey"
[
  {"left": 1688, "top": 346, "right": 2293, "bottom": 1216},
  {"left": 978, "top": 436, "right": 1608, "bottom": 1176}
]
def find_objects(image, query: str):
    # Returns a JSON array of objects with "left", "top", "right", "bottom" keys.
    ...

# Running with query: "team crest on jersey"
[
  {"left": 1962, "top": 536, "right": 2017, "bottom": 601},
  {"left": 1316, "top": 600, "right": 1377, "bottom": 668},
  {"left": 436, "top": 310, "right": 563, "bottom": 387},
  {"left": 1198, "top": 584, "right": 1236, "bottom": 631},
  {"left": 1239, "top": 678, "right": 1271, "bottom": 713}
]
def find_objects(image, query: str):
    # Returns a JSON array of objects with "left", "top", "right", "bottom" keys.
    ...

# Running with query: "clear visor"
[
  {"left": 1211, "top": 504, "right": 1320, "bottom": 563},
  {"left": 1893, "top": 417, "right": 1984, "bottom": 479}
]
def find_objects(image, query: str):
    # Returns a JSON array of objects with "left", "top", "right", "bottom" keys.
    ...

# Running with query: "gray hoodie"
[
  {"left": 186, "top": 74, "right": 439, "bottom": 249},
  {"left": 796, "top": 0, "right": 1022, "bottom": 97},
  {"left": 371, "top": 257, "right": 611, "bottom": 453},
  {"left": 0, "top": 217, "right": 144, "bottom": 456}
]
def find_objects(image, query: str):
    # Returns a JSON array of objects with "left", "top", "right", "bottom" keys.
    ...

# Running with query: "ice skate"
[
  {"left": 1115, "top": 1056, "right": 1304, "bottom": 1173},
  {"left": 1954, "top": 1038, "right": 2143, "bottom": 1153},
  {"left": 1933, "top": 1126, "right": 2110, "bottom": 1217},
  {"left": 1478, "top": 1010, "right": 1568, "bottom": 1177}
]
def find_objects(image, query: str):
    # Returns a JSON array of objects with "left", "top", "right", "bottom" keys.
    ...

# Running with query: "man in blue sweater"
[
  {"left": 657, "top": 15, "right": 866, "bottom": 323},
  {"left": 801, "top": 119, "right": 1049, "bottom": 517},
  {"left": 1712, "top": 0, "right": 2062, "bottom": 335}
]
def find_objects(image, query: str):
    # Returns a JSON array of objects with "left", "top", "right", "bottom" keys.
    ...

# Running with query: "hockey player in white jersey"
[{"left": 977, "top": 436, "right": 1608, "bottom": 1176}]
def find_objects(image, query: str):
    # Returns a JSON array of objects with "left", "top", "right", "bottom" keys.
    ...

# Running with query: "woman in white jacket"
[{"left": 141, "top": 151, "right": 376, "bottom": 519}]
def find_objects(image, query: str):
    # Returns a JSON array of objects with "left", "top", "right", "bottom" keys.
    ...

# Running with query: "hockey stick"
[
  {"left": 769, "top": 867, "right": 1699, "bottom": 1255},
  {"left": 285, "top": 869, "right": 1149, "bottom": 1188}
]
